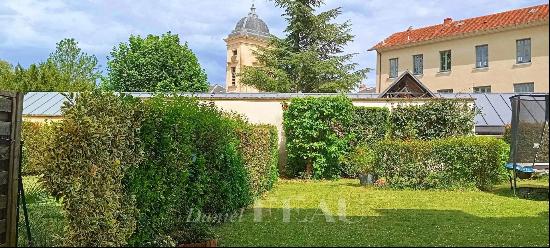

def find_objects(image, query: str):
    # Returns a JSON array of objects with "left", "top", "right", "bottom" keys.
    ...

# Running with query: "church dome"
[{"left": 229, "top": 5, "right": 270, "bottom": 38}]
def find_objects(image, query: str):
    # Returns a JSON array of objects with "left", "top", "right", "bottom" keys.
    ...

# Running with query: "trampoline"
[{"left": 507, "top": 94, "right": 549, "bottom": 193}]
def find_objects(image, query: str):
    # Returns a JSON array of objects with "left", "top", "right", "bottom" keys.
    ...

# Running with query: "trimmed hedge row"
[
  {"left": 373, "top": 136, "right": 509, "bottom": 190},
  {"left": 283, "top": 96, "right": 475, "bottom": 179},
  {"left": 127, "top": 96, "right": 253, "bottom": 245},
  {"left": 235, "top": 123, "right": 279, "bottom": 197},
  {"left": 352, "top": 107, "right": 389, "bottom": 145},
  {"left": 39, "top": 92, "right": 279, "bottom": 246},
  {"left": 388, "top": 100, "right": 476, "bottom": 140},
  {"left": 42, "top": 91, "right": 142, "bottom": 247}
]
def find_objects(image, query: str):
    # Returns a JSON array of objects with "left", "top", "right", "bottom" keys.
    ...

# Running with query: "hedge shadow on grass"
[{"left": 217, "top": 208, "right": 549, "bottom": 247}]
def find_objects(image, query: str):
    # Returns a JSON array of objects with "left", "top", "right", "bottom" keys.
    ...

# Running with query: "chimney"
[{"left": 444, "top": 17, "right": 453, "bottom": 24}]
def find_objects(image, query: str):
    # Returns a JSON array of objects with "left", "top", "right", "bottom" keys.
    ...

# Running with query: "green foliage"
[
  {"left": 18, "top": 176, "right": 67, "bottom": 248},
  {"left": 0, "top": 38, "right": 98, "bottom": 92},
  {"left": 235, "top": 123, "right": 279, "bottom": 197},
  {"left": 373, "top": 136, "right": 509, "bottom": 190},
  {"left": 351, "top": 107, "right": 389, "bottom": 145},
  {"left": 503, "top": 124, "right": 512, "bottom": 144},
  {"left": 388, "top": 100, "right": 476, "bottom": 140},
  {"left": 47, "top": 38, "right": 101, "bottom": 86},
  {"left": 127, "top": 96, "right": 252, "bottom": 246},
  {"left": 240, "top": 0, "right": 369, "bottom": 92},
  {"left": 216, "top": 179, "right": 549, "bottom": 247},
  {"left": 105, "top": 32, "right": 208, "bottom": 92},
  {"left": 342, "top": 144, "right": 375, "bottom": 177},
  {"left": 42, "top": 91, "right": 143, "bottom": 247},
  {"left": 283, "top": 95, "right": 355, "bottom": 179},
  {"left": 21, "top": 122, "right": 54, "bottom": 176},
  {"left": 169, "top": 223, "right": 217, "bottom": 245}
]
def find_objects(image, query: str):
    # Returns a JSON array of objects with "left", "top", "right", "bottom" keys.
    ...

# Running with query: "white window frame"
[{"left": 440, "top": 50, "right": 452, "bottom": 72}]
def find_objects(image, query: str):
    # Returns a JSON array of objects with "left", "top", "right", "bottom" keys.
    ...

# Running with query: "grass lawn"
[
  {"left": 17, "top": 176, "right": 66, "bottom": 247},
  {"left": 216, "top": 178, "right": 549, "bottom": 247},
  {"left": 16, "top": 176, "right": 549, "bottom": 247}
]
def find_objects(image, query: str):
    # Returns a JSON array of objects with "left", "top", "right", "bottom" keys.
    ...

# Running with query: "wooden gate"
[{"left": 0, "top": 92, "right": 23, "bottom": 247}]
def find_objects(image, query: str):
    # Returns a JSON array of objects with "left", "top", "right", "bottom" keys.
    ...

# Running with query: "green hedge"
[
  {"left": 388, "top": 100, "right": 476, "bottom": 140},
  {"left": 283, "top": 96, "right": 355, "bottom": 179},
  {"left": 352, "top": 107, "right": 389, "bottom": 145},
  {"left": 373, "top": 136, "right": 509, "bottom": 190},
  {"left": 42, "top": 91, "right": 143, "bottom": 247},
  {"left": 127, "top": 96, "right": 252, "bottom": 245},
  {"left": 22, "top": 122, "right": 54, "bottom": 176},
  {"left": 236, "top": 123, "right": 279, "bottom": 197},
  {"left": 39, "top": 92, "right": 279, "bottom": 246}
]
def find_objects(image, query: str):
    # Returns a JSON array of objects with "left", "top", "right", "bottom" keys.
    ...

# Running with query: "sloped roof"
[
  {"left": 379, "top": 70, "right": 435, "bottom": 98},
  {"left": 370, "top": 4, "right": 549, "bottom": 51}
]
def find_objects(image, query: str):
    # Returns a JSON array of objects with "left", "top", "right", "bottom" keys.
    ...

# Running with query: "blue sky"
[{"left": 0, "top": 0, "right": 546, "bottom": 87}]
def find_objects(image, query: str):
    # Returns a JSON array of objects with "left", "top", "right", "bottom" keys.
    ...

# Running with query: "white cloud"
[{"left": 0, "top": 0, "right": 547, "bottom": 86}]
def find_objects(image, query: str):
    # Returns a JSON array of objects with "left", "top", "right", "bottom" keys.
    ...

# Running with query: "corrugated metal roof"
[{"left": 22, "top": 92, "right": 519, "bottom": 127}]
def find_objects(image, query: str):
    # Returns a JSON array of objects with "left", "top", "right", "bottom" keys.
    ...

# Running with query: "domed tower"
[{"left": 225, "top": 4, "right": 271, "bottom": 93}]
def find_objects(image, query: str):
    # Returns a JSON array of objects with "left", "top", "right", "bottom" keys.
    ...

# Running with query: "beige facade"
[
  {"left": 374, "top": 23, "right": 549, "bottom": 93},
  {"left": 224, "top": 36, "right": 267, "bottom": 93},
  {"left": 224, "top": 5, "right": 271, "bottom": 93}
]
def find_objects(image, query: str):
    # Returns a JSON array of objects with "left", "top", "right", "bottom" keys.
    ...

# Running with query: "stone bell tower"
[{"left": 224, "top": 4, "right": 271, "bottom": 93}]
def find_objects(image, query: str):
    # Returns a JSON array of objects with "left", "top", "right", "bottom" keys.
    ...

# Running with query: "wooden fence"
[{"left": 0, "top": 92, "right": 23, "bottom": 247}]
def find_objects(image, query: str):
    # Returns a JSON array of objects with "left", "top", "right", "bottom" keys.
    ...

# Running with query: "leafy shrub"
[
  {"left": 21, "top": 122, "right": 54, "bottom": 175},
  {"left": 433, "top": 136, "right": 510, "bottom": 190},
  {"left": 169, "top": 223, "right": 217, "bottom": 245},
  {"left": 235, "top": 122, "right": 279, "bottom": 197},
  {"left": 341, "top": 145, "right": 376, "bottom": 177},
  {"left": 352, "top": 107, "right": 389, "bottom": 145},
  {"left": 127, "top": 96, "right": 252, "bottom": 245},
  {"left": 283, "top": 96, "right": 355, "bottom": 179},
  {"left": 503, "top": 124, "right": 512, "bottom": 144},
  {"left": 388, "top": 100, "right": 476, "bottom": 140},
  {"left": 42, "top": 91, "right": 143, "bottom": 247},
  {"left": 373, "top": 136, "right": 509, "bottom": 190}
]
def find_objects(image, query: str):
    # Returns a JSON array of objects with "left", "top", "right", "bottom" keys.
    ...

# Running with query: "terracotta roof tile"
[{"left": 370, "top": 4, "right": 549, "bottom": 51}]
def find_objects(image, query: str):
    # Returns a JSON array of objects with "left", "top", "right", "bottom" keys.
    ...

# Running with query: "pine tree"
[{"left": 240, "top": 0, "right": 369, "bottom": 93}]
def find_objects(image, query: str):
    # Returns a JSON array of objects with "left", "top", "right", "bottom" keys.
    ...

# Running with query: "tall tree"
[
  {"left": 105, "top": 32, "right": 209, "bottom": 92},
  {"left": 240, "top": 0, "right": 369, "bottom": 93},
  {"left": 48, "top": 38, "right": 100, "bottom": 87},
  {"left": 0, "top": 60, "right": 15, "bottom": 90},
  {"left": 1, "top": 38, "right": 98, "bottom": 92}
]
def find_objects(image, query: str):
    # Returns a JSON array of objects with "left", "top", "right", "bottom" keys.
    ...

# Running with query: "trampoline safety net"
[{"left": 509, "top": 94, "right": 549, "bottom": 169}]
